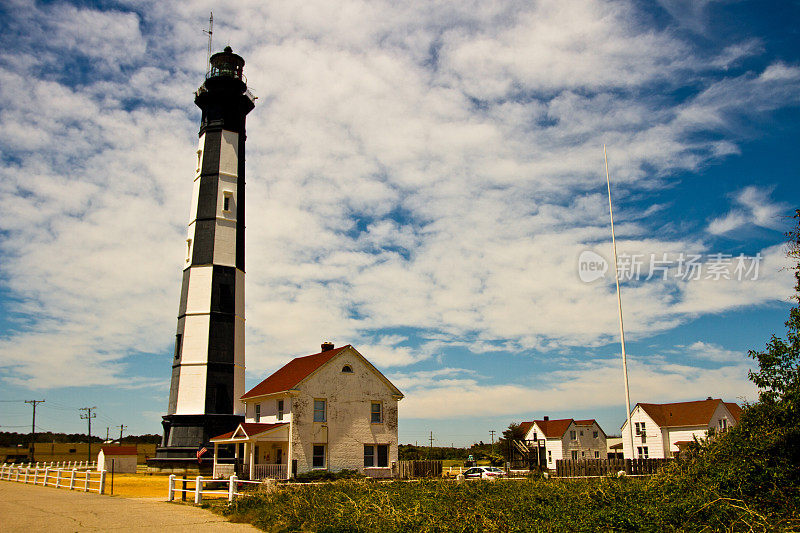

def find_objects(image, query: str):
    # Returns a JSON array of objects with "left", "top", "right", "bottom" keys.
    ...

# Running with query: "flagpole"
[{"left": 604, "top": 144, "right": 634, "bottom": 459}]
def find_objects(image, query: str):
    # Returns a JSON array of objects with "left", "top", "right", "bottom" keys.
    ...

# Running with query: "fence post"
[
  {"left": 228, "top": 475, "right": 237, "bottom": 502},
  {"left": 15, "top": 467, "right": 20, "bottom": 482},
  {"left": 168, "top": 474, "right": 176, "bottom": 501},
  {"left": 43, "top": 467, "right": 50, "bottom": 486},
  {"left": 55, "top": 469, "right": 62, "bottom": 488},
  {"left": 84, "top": 471, "right": 90, "bottom": 492},
  {"left": 70, "top": 469, "right": 76, "bottom": 490},
  {"left": 99, "top": 470, "right": 107, "bottom": 495},
  {"left": 194, "top": 476, "right": 203, "bottom": 504}
]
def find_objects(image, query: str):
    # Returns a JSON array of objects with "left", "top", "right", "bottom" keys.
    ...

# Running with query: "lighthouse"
[{"left": 153, "top": 47, "right": 254, "bottom": 468}]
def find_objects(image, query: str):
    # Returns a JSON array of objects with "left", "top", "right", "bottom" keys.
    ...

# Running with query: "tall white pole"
[{"left": 604, "top": 145, "right": 634, "bottom": 458}]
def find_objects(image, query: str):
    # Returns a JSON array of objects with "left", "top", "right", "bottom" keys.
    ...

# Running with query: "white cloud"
[
  {"left": 707, "top": 186, "right": 788, "bottom": 235},
  {"left": 396, "top": 354, "right": 757, "bottom": 421},
  {"left": 0, "top": 0, "right": 796, "bottom": 391}
]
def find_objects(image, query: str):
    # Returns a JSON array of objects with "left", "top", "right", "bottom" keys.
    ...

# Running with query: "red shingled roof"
[
  {"left": 242, "top": 346, "right": 351, "bottom": 399},
  {"left": 210, "top": 422, "right": 288, "bottom": 442},
  {"left": 519, "top": 421, "right": 535, "bottom": 437},
  {"left": 100, "top": 446, "right": 137, "bottom": 456},
  {"left": 534, "top": 419, "right": 574, "bottom": 439},
  {"left": 724, "top": 402, "right": 742, "bottom": 421},
  {"left": 638, "top": 398, "right": 741, "bottom": 427}
]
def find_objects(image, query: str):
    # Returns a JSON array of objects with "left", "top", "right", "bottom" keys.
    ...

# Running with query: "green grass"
[{"left": 212, "top": 475, "right": 797, "bottom": 532}]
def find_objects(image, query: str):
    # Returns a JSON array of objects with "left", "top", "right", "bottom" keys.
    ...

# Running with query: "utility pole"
[
  {"left": 428, "top": 431, "right": 434, "bottom": 459},
  {"left": 106, "top": 427, "right": 110, "bottom": 442},
  {"left": 80, "top": 407, "right": 97, "bottom": 462},
  {"left": 118, "top": 424, "right": 127, "bottom": 442},
  {"left": 25, "top": 400, "right": 44, "bottom": 462},
  {"left": 489, "top": 430, "right": 496, "bottom": 454}
]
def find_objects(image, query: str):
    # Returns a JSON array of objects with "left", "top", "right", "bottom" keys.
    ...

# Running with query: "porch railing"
[
  {"left": 252, "top": 463, "right": 287, "bottom": 480},
  {"left": 213, "top": 462, "right": 288, "bottom": 480}
]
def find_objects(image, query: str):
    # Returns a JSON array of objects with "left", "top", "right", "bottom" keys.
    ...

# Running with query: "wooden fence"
[
  {"left": 0, "top": 463, "right": 106, "bottom": 493},
  {"left": 397, "top": 460, "right": 442, "bottom": 479},
  {"left": 554, "top": 458, "right": 671, "bottom": 477}
]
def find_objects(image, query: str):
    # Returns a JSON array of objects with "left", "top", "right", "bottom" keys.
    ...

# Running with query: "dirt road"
[{"left": 0, "top": 481, "right": 258, "bottom": 532}]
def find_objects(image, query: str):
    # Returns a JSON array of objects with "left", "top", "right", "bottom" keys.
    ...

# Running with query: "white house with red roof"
[
  {"left": 210, "top": 343, "right": 403, "bottom": 480},
  {"left": 520, "top": 417, "right": 608, "bottom": 470},
  {"left": 621, "top": 397, "right": 741, "bottom": 459}
]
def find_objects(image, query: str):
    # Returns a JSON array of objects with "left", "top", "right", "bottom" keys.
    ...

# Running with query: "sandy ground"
[{"left": 0, "top": 477, "right": 257, "bottom": 532}]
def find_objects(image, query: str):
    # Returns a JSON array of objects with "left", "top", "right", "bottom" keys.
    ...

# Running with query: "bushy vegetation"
[
  {"left": 217, "top": 475, "right": 796, "bottom": 532},
  {"left": 293, "top": 469, "right": 365, "bottom": 483}
]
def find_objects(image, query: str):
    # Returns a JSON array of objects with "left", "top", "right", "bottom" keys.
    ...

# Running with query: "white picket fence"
[
  {"left": 168, "top": 474, "right": 270, "bottom": 503},
  {"left": 5, "top": 461, "right": 96, "bottom": 470},
  {"left": 0, "top": 463, "right": 106, "bottom": 494}
]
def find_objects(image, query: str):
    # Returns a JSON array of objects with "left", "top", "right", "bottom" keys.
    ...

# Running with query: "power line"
[
  {"left": 25, "top": 400, "right": 44, "bottom": 462},
  {"left": 79, "top": 407, "right": 97, "bottom": 462}
]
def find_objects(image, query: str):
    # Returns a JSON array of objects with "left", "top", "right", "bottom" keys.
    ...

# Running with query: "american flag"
[{"left": 197, "top": 446, "right": 208, "bottom": 463}]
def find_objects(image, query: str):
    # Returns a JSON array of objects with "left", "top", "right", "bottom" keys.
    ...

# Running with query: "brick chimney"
[
  {"left": 321, "top": 341, "right": 334, "bottom": 352},
  {"left": 543, "top": 416, "right": 549, "bottom": 421}
]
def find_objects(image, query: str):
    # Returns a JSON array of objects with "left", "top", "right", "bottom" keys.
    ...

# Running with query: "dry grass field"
[{"left": 104, "top": 473, "right": 172, "bottom": 498}]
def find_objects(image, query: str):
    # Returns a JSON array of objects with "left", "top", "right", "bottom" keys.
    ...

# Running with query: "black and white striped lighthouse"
[{"left": 153, "top": 47, "right": 254, "bottom": 466}]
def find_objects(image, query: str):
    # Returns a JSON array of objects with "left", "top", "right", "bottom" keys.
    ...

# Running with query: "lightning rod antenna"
[{"left": 203, "top": 12, "right": 213, "bottom": 74}]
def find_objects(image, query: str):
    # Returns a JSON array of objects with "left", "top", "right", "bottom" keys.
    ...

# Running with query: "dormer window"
[{"left": 342, "top": 365, "right": 353, "bottom": 373}]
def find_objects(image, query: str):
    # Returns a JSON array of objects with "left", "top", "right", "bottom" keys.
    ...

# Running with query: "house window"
[
  {"left": 312, "top": 445, "right": 326, "bottom": 468},
  {"left": 364, "top": 444, "right": 389, "bottom": 467},
  {"left": 571, "top": 450, "right": 578, "bottom": 460},
  {"left": 69, "top": 448, "right": 76, "bottom": 454},
  {"left": 364, "top": 445, "right": 374, "bottom": 467},
  {"left": 569, "top": 430, "right": 577, "bottom": 440},
  {"left": 718, "top": 419, "right": 728, "bottom": 432},
  {"left": 377, "top": 444, "right": 388, "bottom": 467},
  {"left": 635, "top": 422, "right": 646, "bottom": 436},
  {"left": 594, "top": 451, "right": 600, "bottom": 458},
  {"left": 548, "top": 450, "right": 552, "bottom": 463},
  {"left": 254, "top": 403, "right": 261, "bottom": 423},
  {"left": 593, "top": 431, "right": 598, "bottom": 439},
  {"left": 532, "top": 432, "right": 537, "bottom": 441},
  {"left": 371, "top": 402, "right": 383, "bottom": 423},
  {"left": 277, "top": 400, "right": 284, "bottom": 421},
  {"left": 342, "top": 365, "right": 353, "bottom": 373},
  {"left": 580, "top": 430, "right": 583, "bottom": 437},
  {"left": 314, "top": 399, "right": 326, "bottom": 422},
  {"left": 637, "top": 446, "right": 649, "bottom": 459}
]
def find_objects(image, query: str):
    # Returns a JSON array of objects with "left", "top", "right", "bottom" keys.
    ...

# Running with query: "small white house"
[
  {"left": 621, "top": 398, "right": 742, "bottom": 459},
  {"left": 210, "top": 343, "right": 404, "bottom": 480},
  {"left": 520, "top": 417, "right": 608, "bottom": 470},
  {"left": 97, "top": 446, "right": 138, "bottom": 473}
]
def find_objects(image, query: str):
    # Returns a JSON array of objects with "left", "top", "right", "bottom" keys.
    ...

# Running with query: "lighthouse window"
[
  {"left": 223, "top": 192, "right": 233, "bottom": 213},
  {"left": 186, "top": 239, "right": 192, "bottom": 261},
  {"left": 196, "top": 149, "right": 202, "bottom": 172},
  {"left": 174, "top": 334, "right": 182, "bottom": 359}
]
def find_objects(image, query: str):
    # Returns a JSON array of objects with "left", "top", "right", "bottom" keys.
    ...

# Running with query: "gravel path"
[{"left": 0, "top": 481, "right": 259, "bottom": 532}]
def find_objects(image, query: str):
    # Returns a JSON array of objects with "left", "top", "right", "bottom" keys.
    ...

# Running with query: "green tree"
[{"left": 748, "top": 209, "right": 800, "bottom": 416}]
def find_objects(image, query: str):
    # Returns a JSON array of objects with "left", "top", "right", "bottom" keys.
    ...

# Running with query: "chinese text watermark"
[{"left": 578, "top": 251, "right": 762, "bottom": 283}]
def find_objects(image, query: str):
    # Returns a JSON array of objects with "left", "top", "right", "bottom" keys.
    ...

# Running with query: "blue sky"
[{"left": 0, "top": 0, "right": 798, "bottom": 446}]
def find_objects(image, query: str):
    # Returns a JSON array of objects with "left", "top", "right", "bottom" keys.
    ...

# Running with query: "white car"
[{"left": 462, "top": 466, "right": 506, "bottom": 479}]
